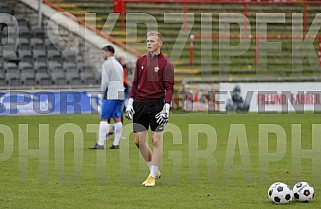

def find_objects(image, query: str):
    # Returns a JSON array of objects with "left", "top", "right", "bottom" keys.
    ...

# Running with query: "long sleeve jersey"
[
  {"left": 130, "top": 53, "right": 174, "bottom": 104},
  {"left": 101, "top": 56, "right": 124, "bottom": 100}
]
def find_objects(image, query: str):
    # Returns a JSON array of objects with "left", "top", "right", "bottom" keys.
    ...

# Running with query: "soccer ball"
[
  {"left": 293, "top": 182, "right": 314, "bottom": 202},
  {"left": 268, "top": 182, "right": 293, "bottom": 204}
]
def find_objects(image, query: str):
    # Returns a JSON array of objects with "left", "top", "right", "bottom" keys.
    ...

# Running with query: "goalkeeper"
[{"left": 125, "top": 31, "right": 174, "bottom": 187}]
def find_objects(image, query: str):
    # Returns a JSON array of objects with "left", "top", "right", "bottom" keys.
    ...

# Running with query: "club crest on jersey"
[{"left": 154, "top": 66, "right": 159, "bottom": 72}]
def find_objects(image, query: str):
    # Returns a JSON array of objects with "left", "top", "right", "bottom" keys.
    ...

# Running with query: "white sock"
[
  {"left": 112, "top": 122, "right": 122, "bottom": 146},
  {"left": 98, "top": 121, "right": 110, "bottom": 146},
  {"left": 146, "top": 161, "right": 152, "bottom": 171},
  {"left": 150, "top": 165, "right": 158, "bottom": 178}
]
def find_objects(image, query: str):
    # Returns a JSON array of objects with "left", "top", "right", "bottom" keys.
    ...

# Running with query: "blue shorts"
[{"left": 101, "top": 100, "right": 124, "bottom": 119}]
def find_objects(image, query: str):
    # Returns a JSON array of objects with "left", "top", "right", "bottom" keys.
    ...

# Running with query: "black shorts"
[{"left": 133, "top": 99, "right": 164, "bottom": 132}]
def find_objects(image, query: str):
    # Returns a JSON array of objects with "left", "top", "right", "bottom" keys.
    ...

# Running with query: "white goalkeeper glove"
[
  {"left": 125, "top": 98, "right": 135, "bottom": 120},
  {"left": 155, "top": 103, "right": 170, "bottom": 125}
]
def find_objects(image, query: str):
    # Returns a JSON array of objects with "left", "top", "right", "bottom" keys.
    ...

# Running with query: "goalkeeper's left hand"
[{"left": 155, "top": 103, "right": 170, "bottom": 125}]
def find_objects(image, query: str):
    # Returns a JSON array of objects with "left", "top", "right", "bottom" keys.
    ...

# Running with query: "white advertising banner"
[
  {"left": 183, "top": 83, "right": 219, "bottom": 111},
  {"left": 218, "top": 82, "right": 321, "bottom": 112}
]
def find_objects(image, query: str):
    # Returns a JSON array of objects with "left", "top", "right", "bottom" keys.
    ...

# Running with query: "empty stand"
[
  {"left": 31, "top": 26, "right": 45, "bottom": 39},
  {"left": 63, "top": 62, "right": 78, "bottom": 73},
  {"left": 36, "top": 72, "right": 51, "bottom": 85},
  {"left": 0, "top": 73, "right": 5, "bottom": 86},
  {"left": 62, "top": 48, "right": 77, "bottom": 63},
  {"left": 33, "top": 50, "right": 47, "bottom": 62},
  {"left": 47, "top": 50, "right": 62, "bottom": 63},
  {"left": 5, "top": 68, "right": 20, "bottom": 86},
  {"left": 45, "top": 38, "right": 60, "bottom": 51},
  {"left": 15, "top": 14, "right": 29, "bottom": 27},
  {"left": 34, "top": 61, "right": 48, "bottom": 73},
  {"left": 3, "top": 49, "right": 18, "bottom": 61},
  {"left": 21, "top": 71, "right": 36, "bottom": 86},
  {"left": 18, "top": 62, "right": 34, "bottom": 73},
  {"left": 80, "top": 71, "right": 97, "bottom": 85},
  {"left": 0, "top": 1, "right": 107, "bottom": 88},
  {"left": 18, "top": 50, "right": 33, "bottom": 63},
  {"left": 0, "top": 3, "right": 12, "bottom": 14},
  {"left": 19, "top": 26, "right": 31, "bottom": 39},
  {"left": 78, "top": 63, "right": 93, "bottom": 73},
  {"left": 30, "top": 38, "right": 45, "bottom": 50},
  {"left": 66, "top": 71, "right": 81, "bottom": 85},
  {"left": 18, "top": 38, "right": 31, "bottom": 50},
  {"left": 48, "top": 61, "right": 63, "bottom": 73},
  {"left": 51, "top": 71, "right": 67, "bottom": 85}
]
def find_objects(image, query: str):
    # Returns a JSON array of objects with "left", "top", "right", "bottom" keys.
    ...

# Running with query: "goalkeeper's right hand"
[{"left": 125, "top": 98, "right": 135, "bottom": 120}]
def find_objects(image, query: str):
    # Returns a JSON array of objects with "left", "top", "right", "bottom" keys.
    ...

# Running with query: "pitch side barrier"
[
  {"left": 0, "top": 89, "right": 102, "bottom": 115},
  {"left": 181, "top": 77, "right": 321, "bottom": 113}
]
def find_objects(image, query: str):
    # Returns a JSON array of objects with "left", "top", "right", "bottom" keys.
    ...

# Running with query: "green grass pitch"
[{"left": 0, "top": 112, "right": 320, "bottom": 208}]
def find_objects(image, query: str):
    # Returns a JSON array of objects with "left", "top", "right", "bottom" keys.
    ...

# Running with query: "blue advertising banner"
[{"left": 0, "top": 90, "right": 101, "bottom": 115}]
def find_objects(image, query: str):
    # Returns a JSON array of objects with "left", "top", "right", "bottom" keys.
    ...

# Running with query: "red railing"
[{"left": 43, "top": 0, "right": 143, "bottom": 57}]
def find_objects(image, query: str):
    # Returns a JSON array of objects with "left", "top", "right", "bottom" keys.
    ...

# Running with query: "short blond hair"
[{"left": 147, "top": 31, "right": 163, "bottom": 42}]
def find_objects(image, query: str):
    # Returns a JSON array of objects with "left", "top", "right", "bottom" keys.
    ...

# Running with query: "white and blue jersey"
[
  {"left": 101, "top": 56, "right": 124, "bottom": 100},
  {"left": 100, "top": 56, "right": 124, "bottom": 119}
]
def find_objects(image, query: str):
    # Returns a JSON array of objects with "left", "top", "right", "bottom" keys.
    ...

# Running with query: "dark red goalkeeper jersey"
[{"left": 130, "top": 53, "right": 174, "bottom": 103}]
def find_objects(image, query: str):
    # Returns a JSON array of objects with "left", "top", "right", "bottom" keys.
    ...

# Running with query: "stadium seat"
[
  {"left": 33, "top": 50, "right": 47, "bottom": 63},
  {"left": 21, "top": 71, "right": 36, "bottom": 86},
  {"left": 51, "top": 71, "right": 67, "bottom": 85},
  {"left": 19, "top": 26, "right": 31, "bottom": 39},
  {"left": 1, "top": 36, "right": 17, "bottom": 48},
  {"left": 0, "top": 62, "right": 3, "bottom": 72},
  {"left": 18, "top": 62, "right": 34, "bottom": 72},
  {"left": 15, "top": 14, "right": 29, "bottom": 27},
  {"left": 45, "top": 38, "right": 60, "bottom": 51},
  {"left": 94, "top": 71, "right": 101, "bottom": 82},
  {"left": 62, "top": 48, "right": 77, "bottom": 63},
  {"left": 78, "top": 63, "right": 94, "bottom": 72},
  {"left": 30, "top": 38, "right": 44, "bottom": 50},
  {"left": 47, "top": 50, "right": 62, "bottom": 63},
  {"left": 18, "top": 50, "right": 33, "bottom": 63},
  {"left": 0, "top": 62, "right": 4, "bottom": 72},
  {"left": 6, "top": 68, "right": 20, "bottom": 86},
  {"left": 1, "top": 25, "right": 18, "bottom": 38},
  {"left": 47, "top": 61, "right": 63, "bottom": 73},
  {"left": 31, "top": 26, "right": 45, "bottom": 39},
  {"left": 0, "top": 73, "right": 5, "bottom": 86},
  {"left": 4, "top": 62, "right": 17, "bottom": 72},
  {"left": 36, "top": 72, "right": 51, "bottom": 86},
  {"left": 80, "top": 71, "right": 97, "bottom": 85},
  {"left": 0, "top": 3, "right": 12, "bottom": 14},
  {"left": 2, "top": 49, "right": 18, "bottom": 61},
  {"left": 63, "top": 62, "right": 78, "bottom": 73},
  {"left": 34, "top": 61, "right": 48, "bottom": 73},
  {"left": 18, "top": 38, "right": 30, "bottom": 50},
  {"left": 66, "top": 71, "right": 81, "bottom": 85},
  {"left": 1, "top": 37, "right": 7, "bottom": 45}
]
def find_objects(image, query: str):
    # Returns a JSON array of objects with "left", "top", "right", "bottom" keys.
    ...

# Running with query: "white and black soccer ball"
[
  {"left": 293, "top": 182, "right": 315, "bottom": 202},
  {"left": 268, "top": 182, "right": 293, "bottom": 204}
]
